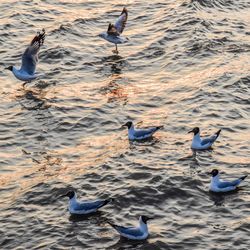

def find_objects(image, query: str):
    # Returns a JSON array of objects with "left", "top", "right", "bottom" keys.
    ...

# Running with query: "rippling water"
[{"left": 0, "top": 0, "right": 250, "bottom": 249}]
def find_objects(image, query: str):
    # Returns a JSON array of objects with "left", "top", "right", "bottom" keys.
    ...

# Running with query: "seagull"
[
  {"left": 122, "top": 121, "right": 163, "bottom": 140},
  {"left": 210, "top": 169, "right": 247, "bottom": 193},
  {"left": 5, "top": 29, "right": 45, "bottom": 87},
  {"left": 99, "top": 7, "right": 128, "bottom": 54},
  {"left": 62, "top": 190, "right": 113, "bottom": 215},
  {"left": 188, "top": 127, "right": 221, "bottom": 150},
  {"left": 108, "top": 215, "right": 153, "bottom": 240}
]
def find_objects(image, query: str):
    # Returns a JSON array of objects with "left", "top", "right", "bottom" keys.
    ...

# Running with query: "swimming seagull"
[
  {"left": 108, "top": 216, "right": 153, "bottom": 240},
  {"left": 210, "top": 169, "right": 247, "bottom": 193},
  {"left": 99, "top": 7, "right": 128, "bottom": 54},
  {"left": 188, "top": 127, "right": 221, "bottom": 150},
  {"left": 5, "top": 29, "right": 45, "bottom": 87},
  {"left": 62, "top": 190, "right": 113, "bottom": 215},
  {"left": 122, "top": 121, "right": 163, "bottom": 140}
]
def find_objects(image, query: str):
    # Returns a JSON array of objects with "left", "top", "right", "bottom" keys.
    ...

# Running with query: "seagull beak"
[
  {"left": 121, "top": 123, "right": 127, "bottom": 128},
  {"left": 188, "top": 129, "right": 193, "bottom": 134},
  {"left": 147, "top": 217, "right": 154, "bottom": 221}
]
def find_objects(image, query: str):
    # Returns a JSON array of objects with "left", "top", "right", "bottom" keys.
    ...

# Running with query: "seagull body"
[
  {"left": 99, "top": 33, "right": 128, "bottom": 45},
  {"left": 62, "top": 191, "right": 112, "bottom": 215},
  {"left": 210, "top": 169, "right": 247, "bottom": 193},
  {"left": 108, "top": 216, "right": 153, "bottom": 240},
  {"left": 6, "top": 29, "right": 45, "bottom": 85},
  {"left": 99, "top": 7, "right": 128, "bottom": 53},
  {"left": 122, "top": 121, "right": 163, "bottom": 140},
  {"left": 188, "top": 127, "right": 221, "bottom": 150},
  {"left": 11, "top": 67, "right": 39, "bottom": 82}
]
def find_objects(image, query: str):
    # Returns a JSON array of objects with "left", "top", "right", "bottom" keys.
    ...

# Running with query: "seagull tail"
[
  {"left": 215, "top": 129, "right": 221, "bottom": 138},
  {"left": 99, "top": 198, "right": 114, "bottom": 208},
  {"left": 240, "top": 175, "right": 247, "bottom": 181},
  {"left": 156, "top": 125, "right": 164, "bottom": 131},
  {"left": 107, "top": 221, "right": 119, "bottom": 229}
]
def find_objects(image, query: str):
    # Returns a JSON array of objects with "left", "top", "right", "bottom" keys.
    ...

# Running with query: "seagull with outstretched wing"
[
  {"left": 99, "top": 7, "right": 128, "bottom": 54},
  {"left": 5, "top": 29, "right": 45, "bottom": 87}
]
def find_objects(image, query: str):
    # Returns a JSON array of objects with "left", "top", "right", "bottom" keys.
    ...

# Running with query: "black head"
[
  {"left": 210, "top": 169, "right": 219, "bottom": 177},
  {"left": 122, "top": 121, "right": 133, "bottom": 129},
  {"left": 188, "top": 127, "right": 200, "bottom": 135},
  {"left": 63, "top": 190, "right": 75, "bottom": 199},
  {"left": 5, "top": 66, "right": 13, "bottom": 71},
  {"left": 141, "top": 215, "right": 153, "bottom": 224}
]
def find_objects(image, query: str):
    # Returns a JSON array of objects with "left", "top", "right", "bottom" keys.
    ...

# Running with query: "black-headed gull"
[
  {"left": 210, "top": 169, "right": 247, "bottom": 193},
  {"left": 108, "top": 215, "right": 153, "bottom": 240},
  {"left": 99, "top": 7, "right": 128, "bottom": 54},
  {"left": 6, "top": 29, "right": 45, "bottom": 87},
  {"left": 188, "top": 127, "right": 221, "bottom": 150},
  {"left": 62, "top": 191, "right": 113, "bottom": 215},
  {"left": 122, "top": 121, "right": 163, "bottom": 140}
]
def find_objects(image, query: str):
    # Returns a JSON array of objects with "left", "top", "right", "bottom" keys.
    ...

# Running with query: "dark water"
[{"left": 0, "top": 0, "right": 250, "bottom": 249}]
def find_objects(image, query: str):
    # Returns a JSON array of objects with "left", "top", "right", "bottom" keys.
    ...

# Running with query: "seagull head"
[
  {"left": 62, "top": 190, "right": 75, "bottom": 199},
  {"left": 5, "top": 66, "right": 13, "bottom": 71},
  {"left": 188, "top": 127, "right": 200, "bottom": 135},
  {"left": 140, "top": 215, "right": 153, "bottom": 224},
  {"left": 210, "top": 169, "right": 219, "bottom": 177},
  {"left": 122, "top": 121, "right": 133, "bottom": 129}
]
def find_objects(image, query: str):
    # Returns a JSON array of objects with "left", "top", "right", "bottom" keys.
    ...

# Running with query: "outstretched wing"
[
  {"left": 114, "top": 7, "right": 128, "bottom": 34},
  {"left": 21, "top": 29, "right": 45, "bottom": 75}
]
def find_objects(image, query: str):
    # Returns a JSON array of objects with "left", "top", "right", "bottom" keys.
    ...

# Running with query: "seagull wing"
[
  {"left": 107, "top": 23, "right": 119, "bottom": 36},
  {"left": 134, "top": 126, "right": 163, "bottom": 138},
  {"left": 109, "top": 223, "right": 143, "bottom": 237},
  {"left": 21, "top": 29, "right": 45, "bottom": 75},
  {"left": 114, "top": 7, "right": 128, "bottom": 34},
  {"left": 74, "top": 199, "right": 110, "bottom": 211},
  {"left": 218, "top": 176, "right": 247, "bottom": 188},
  {"left": 201, "top": 129, "right": 221, "bottom": 145}
]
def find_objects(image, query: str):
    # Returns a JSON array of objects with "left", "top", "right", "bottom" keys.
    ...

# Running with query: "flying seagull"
[
  {"left": 188, "top": 127, "right": 221, "bottom": 150},
  {"left": 210, "top": 169, "right": 247, "bottom": 193},
  {"left": 62, "top": 190, "right": 113, "bottom": 215},
  {"left": 5, "top": 29, "right": 45, "bottom": 87},
  {"left": 108, "top": 215, "right": 153, "bottom": 240},
  {"left": 122, "top": 121, "right": 163, "bottom": 140},
  {"left": 99, "top": 7, "right": 128, "bottom": 54}
]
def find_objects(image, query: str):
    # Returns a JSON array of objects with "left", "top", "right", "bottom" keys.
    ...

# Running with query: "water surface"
[{"left": 0, "top": 0, "right": 250, "bottom": 249}]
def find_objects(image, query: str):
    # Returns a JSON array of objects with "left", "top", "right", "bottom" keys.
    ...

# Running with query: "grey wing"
[
  {"left": 134, "top": 127, "right": 158, "bottom": 138},
  {"left": 114, "top": 226, "right": 143, "bottom": 237},
  {"left": 201, "top": 135, "right": 217, "bottom": 145},
  {"left": 218, "top": 180, "right": 240, "bottom": 188},
  {"left": 74, "top": 200, "right": 107, "bottom": 211},
  {"left": 21, "top": 30, "right": 45, "bottom": 75},
  {"left": 114, "top": 7, "right": 128, "bottom": 34},
  {"left": 201, "top": 129, "right": 221, "bottom": 145}
]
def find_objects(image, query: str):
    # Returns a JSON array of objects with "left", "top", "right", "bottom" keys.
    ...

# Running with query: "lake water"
[{"left": 0, "top": 0, "right": 249, "bottom": 249}]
